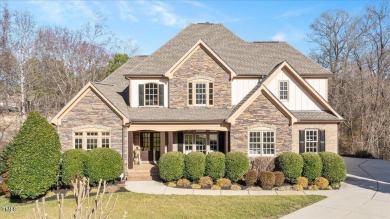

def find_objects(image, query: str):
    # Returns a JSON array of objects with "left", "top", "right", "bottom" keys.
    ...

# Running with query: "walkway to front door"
[{"left": 140, "top": 132, "right": 160, "bottom": 162}]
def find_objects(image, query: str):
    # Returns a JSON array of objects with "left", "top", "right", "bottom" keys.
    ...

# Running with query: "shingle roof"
[
  {"left": 127, "top": 108, "right": 231, "bottom": 122},
  {"left": 292, "top": 111, "right": 341, "bottom": 121},
  {"left": 124, "top": 23, "right": 331, "bottom": 76}
]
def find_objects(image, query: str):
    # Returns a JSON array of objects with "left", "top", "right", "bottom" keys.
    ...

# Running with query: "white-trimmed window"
[
  {"left": 279, "top": 81, "right": 288, "bottom": 101},
  {"left": 305, "top": 130, "right": 318, "bottom": 152},
  {"left": 188, "top": 81, "right": 214, "bottom": 106},
  {"left": 249, "top": 131, "right": 275, "bottom": 156},
  {"left": 73, "top": 131, "right": 111, "bottom": 150},
  {"left": 184, "top": 134, "right": 193, "bottom": 154},
  {"left": 145, "top": 83, "right": 159, "bottom": 106},
  {"left": 209, "top": 134, "right": 218, "bottom": 152},
  {"left": 196, "top": 134, "right": 206, "bottom": 154}
]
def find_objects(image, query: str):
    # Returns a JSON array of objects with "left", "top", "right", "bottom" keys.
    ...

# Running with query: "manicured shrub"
[
  {"left": 252, "top": 157, "right": 275, "bottom": 172},
  {"left": 191, "top": 184, "right": 201, "bottom": 189},
  {"left": 259, "top": 171, "right": 275, "bottom": 190},
  {"left": 274, "top": 171, "right": 285, "bottom": 187},
  {"left": 167, "top": 182, "right": 176, "bottom": 187},
  {"left": 277, "top": 152, "right": 303, "bottom": 183},
  {"left": 158, "top": 152, "right": 185, "bottom": 182},
  {"left": 319, "top": 152, "right": 346, "bottom": 183},
  {"left": 61, "top": 149, "right": 87, "bottom": 185},
  {"left": 211, "top": 185, "right": 221, "bottom": 190},
  {"left": 293, "top": 184, "right": 303, "bottom": 191},
  {"left": 314, "top": 177, "right": 329, "bottom": 189},
  {"left": 205, "top": 152, "right": 225, "bottom": 180},
  {"left": 84, "top": 148, "right": 123, "bottom": 185},
  {"left": 230, "top": 185, "right": 241, "bottom": 190},
  {"left": 296, "top": 177, "right": 309, "bottom": 188},
  {"left": 216, "top": 178, "right": 232, "bottom": 188},
  {"left": 301, "top": 152, "right": 322, "bottom": 181},
  {"left": 7, "top": 112, "right": 61, "bottom": 199},
  {"left": 244, "top": 170, "right": 258, "bottom": 187},
  {"left": 199, "top": 176, "right": 213, "bottom": 188},
  {"left": 225, "top": 151, "right": 249, "bottom": 182},
  {"left": 176, "top": 178, "right": 191, "bottom": 187},
  {"left": 355, "top": 150, "right": 372, "bottom": 158},
  {"left": 309, "top": 185, "right": 319, "bottom": 191},
  {"left": 184, "top": 152, "right": 206, "bottom": 181}
]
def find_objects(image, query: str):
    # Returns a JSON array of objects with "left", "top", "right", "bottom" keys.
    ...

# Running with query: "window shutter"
[
  {"left": 209, "top": 82, "right": 213, "bottom": 105},
  {"left": 178, "top": 132, "right": 184, "bottom": 153},
  {"left": 218, "top": 132, "right": 225, "bottom": 153},
  {"left": 138, "top": 84, "right": 144, "bottom": 107},
  {"left": 319, "top": 130, "right": 326, "bottom": 152},
  {"left": 159, "top": 84, "right": 164, "bottom": 106},
  {"left": 299, "top": 130, "right": 305, "bottom": 154},
  {"left": 188, "top": 82, "right": 193, "bottom": 105}
]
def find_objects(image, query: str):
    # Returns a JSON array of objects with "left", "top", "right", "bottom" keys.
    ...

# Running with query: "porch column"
[
  {"left": 206, "top": 130, "right": 210, "bottom": 154},
  {"left": 168, "top": 131, "right": 173, "bottom": 152},
  {"left": 224, "top": 131, "right": 229, "bottom": 153},
  {"left": 128, "top": 131, "right": 134, "bottom": 169},
  {"left": 160, "top": 131, "right": 166, "bottom": 157}
]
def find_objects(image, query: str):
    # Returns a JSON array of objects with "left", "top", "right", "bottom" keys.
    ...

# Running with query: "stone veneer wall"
[
  {"left": 59, "top": 89, "right": 127, "bottom": 168},
  {"left": 230, "top": 92, "right": 292, "bottom": 156},
  {"left": 292, "top": 123, "right": 338, "bottom": 153},
  {"left": 169, "top": 46, "right": 231, "bottom": 108}
]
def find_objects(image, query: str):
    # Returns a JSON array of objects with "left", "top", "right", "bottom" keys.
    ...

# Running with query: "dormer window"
[
  {"left": 139, "top": 83, "right": 164, "bottom": 107},
  {"left": 279, "top": 81, "right": 288, "bottom": 101},
  {"left": 188, "top": 81, "right": 213, "bottom": 106}
]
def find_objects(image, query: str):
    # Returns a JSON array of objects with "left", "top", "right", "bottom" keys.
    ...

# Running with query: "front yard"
[{"left": 0, "top": 192, "right": 325, "bottom": 218}]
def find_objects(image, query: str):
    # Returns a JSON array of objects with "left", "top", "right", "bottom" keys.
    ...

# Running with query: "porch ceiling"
[{"left": 127, "top": 122, "right": 230, "bottom": 132}]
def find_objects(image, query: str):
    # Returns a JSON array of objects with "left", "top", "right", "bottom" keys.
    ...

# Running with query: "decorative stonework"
[
  {"left": 169, "top": 47, "right": 231, "bottom": 108},
  {"left": 187, "top": 75, "right": 215, "bottom": 82},
  {"left": 230, "top": 92, "right": 292, "bottom": 156},
  {"left": 59, "top": 89, "right": 128, "bottom": 169},
  {"left": 71, "top": 125, "right": 112, "bottom": 132}
]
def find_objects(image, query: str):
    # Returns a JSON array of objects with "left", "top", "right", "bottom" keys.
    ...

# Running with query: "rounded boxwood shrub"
[
  {"left": 84, "top": 148, "right": 123, "bottom": 185},
  {"left": 244, "top": 170, "right": 258, "bottom": 187},
  {"left": 205, "top": 152, "right": 225, "bottom": 180},
  {"left": 274, "top": 171, "right": 285, "bottom": 187},
  {"left": 225, "top": 151, "right": 249, "bottom": 182},
  {"left": 259, "top": 171, "right": 275, "bottom": 190},
  {"left": 319, "top": 152, "right": 346, "bottom": 183},
  {"left": 277, "top": 152, "right": 303, "bottom": 183},
  {"left": 158, "top": 152, "right": 185, "bottom": 182},
  {"left": 301, "top": 152, "right": 322, "bottom": 181},
  {"left": 7, "top": 112, "right": 62, "bottom": 199},
  {"left": 61, "top": 149, "right": 87, "bottom": 186},
  {"left": 185, "top": 152, "right": 206, "bottom": 181}
]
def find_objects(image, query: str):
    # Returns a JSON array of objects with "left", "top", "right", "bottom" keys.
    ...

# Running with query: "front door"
[{"left": 140, "top": 132, "right": 160, "bottom": 162}]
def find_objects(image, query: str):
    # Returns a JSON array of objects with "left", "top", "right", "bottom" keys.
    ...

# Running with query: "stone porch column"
[
  {"left": 160, "top": 131, "right": 166, "bottom": 157},
  {"left": 168, "top": 131, "right": 173, "bottom": 152}
]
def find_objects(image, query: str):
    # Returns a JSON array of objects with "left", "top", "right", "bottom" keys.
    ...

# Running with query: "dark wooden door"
[{"left": 140, "top": 132, "right": 160, "bottom": 162}]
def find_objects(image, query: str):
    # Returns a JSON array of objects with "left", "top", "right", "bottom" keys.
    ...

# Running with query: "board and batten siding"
[
  {"left": 231, "top": 79, "right": 259, "bottom": 105},
  {"left": 306, "top": 79, "right": 328, "bottom": 101},
  {"left": 266, "top": 70, "right": 324, "bottom": 111},
  {"left": 130, "top": 79, "right": 169, "bottom": 108}
]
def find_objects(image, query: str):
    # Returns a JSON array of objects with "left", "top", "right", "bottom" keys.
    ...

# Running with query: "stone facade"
[
  {"left": 292, "top": 123, "right": 338, "bottom": 153},
  {"left": 169, "top": 46, "right": 231, "bottom": 108},
  {"left": 230, "top": 92, "right": 292, "bottom": 156},
  {"left": 59, "top": 89, "right": 127, "bottom": 169}
]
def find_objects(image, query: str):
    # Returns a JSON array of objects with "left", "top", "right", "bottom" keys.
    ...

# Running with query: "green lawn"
[{"left": 0, "top": 192, "right": 325, "bottom": 219}]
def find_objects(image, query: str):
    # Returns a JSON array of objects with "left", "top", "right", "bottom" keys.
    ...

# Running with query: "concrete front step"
[{"left": 127, "top": 164, "right": 160, "bottom": 181}]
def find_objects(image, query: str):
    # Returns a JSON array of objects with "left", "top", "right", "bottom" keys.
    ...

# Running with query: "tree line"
[{"left": 308, "top": 1, "right": 390, "bottom": 159}]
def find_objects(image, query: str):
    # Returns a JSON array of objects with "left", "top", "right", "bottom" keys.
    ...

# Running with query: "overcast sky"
[{"left": 9, "top": 0, "right": 378, "bottom": 55}]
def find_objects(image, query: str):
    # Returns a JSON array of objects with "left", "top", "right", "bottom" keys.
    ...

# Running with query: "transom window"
[
  {"left": 305, "top": 130, "right": 318, "bottom": 152},
  {"left": 279, "top": 81, "right": 288, "bottom": 101},
  {"left": 145, "top": 83, "right": 159, "bottom": 106},
  {"left": 249, "top": 131, "right": 275, "bottom": 156},
  {"left": 188, "top": 81, "right": 214, "bottom": 106},
  {"left": 73, "top": 131, "right": 111, "bottom": 150}
]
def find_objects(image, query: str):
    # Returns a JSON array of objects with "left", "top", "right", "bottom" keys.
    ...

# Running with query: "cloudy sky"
[{"left": 9, "top": 0, "right": 378, "bottom": 55}]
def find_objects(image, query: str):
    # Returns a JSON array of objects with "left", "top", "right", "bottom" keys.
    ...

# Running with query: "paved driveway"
[{"left": 282, "top": 157, "right": 390, "bottom": 219}]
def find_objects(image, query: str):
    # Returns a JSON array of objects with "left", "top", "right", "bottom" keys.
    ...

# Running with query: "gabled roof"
[{"left": 125, "top": 23, "right": 331, "bottom": 76}]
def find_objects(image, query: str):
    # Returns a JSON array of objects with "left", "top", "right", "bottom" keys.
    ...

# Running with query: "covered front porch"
[{"left": 127, "top": 122, "right": 230, "bottom": 169}]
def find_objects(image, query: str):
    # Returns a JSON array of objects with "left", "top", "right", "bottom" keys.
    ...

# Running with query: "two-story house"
[{"left": 50, "top": 23, "right": 343, "bottom": 176}]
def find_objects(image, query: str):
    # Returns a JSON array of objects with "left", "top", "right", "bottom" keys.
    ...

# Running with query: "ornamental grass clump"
[
  {"left": 273, "top": 171, "right": 285, "bottom": 187},
  {"left": 296, "top": 177, "right": 309, "bottom": 188},
  {"left": 205, "top": 152, "right": 226, "bottom": 180},
  {"left": 277, "top": 152, "right": 303, "bottom": 183},
  {"left": 7, "top": 112, "right": 61, "bottom": 199},
  {"left": 230, "top": 185, "right": 241, "bottom": 190},
  {"left": 211, "top": 185, "right": 221, "bottom": 190},
  {"left": 259, "top": 171, "right": 275, "bottom": 190},
  {"left": 314, "top": 177, "right": 329, "bottom": 189},
  {"left": 176, "top": 178, "right": 191, "bottom": 188},
  {"left": 158, "top": 152, "right": 185, "bottom": 182},
  {"left": 199, "top": 176, "right": 213, "bottom": 188},
  {"left": 61, "top": 149, "right": 87, "bottom": 186},
  {"left": 216, "top": 178, "right": 232, "bottom": 188},
  {"left": 185, "top": 152, "right": 206, "bottom": 181},
  {"left": 244, "top": 170, "right": 258, "bottom": 187},
  {"left": 301, "top": 152, "right": 322, "bottom": 181},
  {"left": 225, "top": 151, "right": 249, "bottom": 182},
  {"left": 319, "top": 152, "right": 346, "bottom": 183}
]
